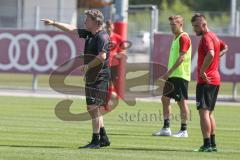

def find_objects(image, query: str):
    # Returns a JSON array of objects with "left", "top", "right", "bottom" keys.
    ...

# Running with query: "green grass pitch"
[{"left": 0, "top": 96, "right": 239, "bottom": 160}]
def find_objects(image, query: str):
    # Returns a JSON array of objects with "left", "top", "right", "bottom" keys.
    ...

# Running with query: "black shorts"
[
  {"left": 196, "top": 84, "right": 219, "bottom": 111},
  {"left": 163, "top": 77, "right": 189, "bottom": 101},
  {"left": 85, "top": 79, "right": 109, "bottom": 106}
]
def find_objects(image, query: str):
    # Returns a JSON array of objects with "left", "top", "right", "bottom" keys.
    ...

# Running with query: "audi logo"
[{"left": 0, "top": 32, "right": 77, "bottom": 72}]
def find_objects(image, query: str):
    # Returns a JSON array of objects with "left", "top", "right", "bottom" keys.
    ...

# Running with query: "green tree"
[
  {"left": 182, "top": 0, "right": 230, "bottom": 11},
  {"left": 158, "top": 0, "right": 194, "bottom": 32},
  {"left": 128, "top": 0, "right": 231, "bottom": 34},
  {"left": 129, "top": 0, "right": 230, "bottom": 11}
]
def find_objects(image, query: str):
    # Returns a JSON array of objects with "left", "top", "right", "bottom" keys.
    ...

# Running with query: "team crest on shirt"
[{"left": 103, "top": 34, "right": 109, "bottom": 41}]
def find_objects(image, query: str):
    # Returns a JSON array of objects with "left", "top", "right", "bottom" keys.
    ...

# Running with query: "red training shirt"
[
  {"left": 197, "top": 32, "right": 226, "bottom": 85},
  {"left": 179, "top": 34, "right": 191, "bottom": 53},
  {"left": 109, "top": 32, "right": 123, "bottom": 66}
]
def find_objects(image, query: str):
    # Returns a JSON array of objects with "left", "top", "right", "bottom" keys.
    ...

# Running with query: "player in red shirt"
[
  {"left": 106, "top": 20, "right": 124, "bottom": 67},
  {"left": 105, "top": 20, "right": 125, "bottom": 108},
  {"left": 191, "top": 13, "right": 228, "bottom": 152}
]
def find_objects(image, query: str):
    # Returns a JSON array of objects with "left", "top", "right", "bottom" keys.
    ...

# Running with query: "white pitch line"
[{"left": 0, "top": 89, "right": 239, "bottom": 106}]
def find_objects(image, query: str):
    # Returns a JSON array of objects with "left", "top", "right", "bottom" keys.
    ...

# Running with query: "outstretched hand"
[{"left": 41, "top": 19, "right": 55, "bottom": 26}]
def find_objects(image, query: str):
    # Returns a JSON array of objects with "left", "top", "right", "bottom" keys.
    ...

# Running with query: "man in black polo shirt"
[{"left": 41, "top": 9, "right": 110, "bottom": 149}]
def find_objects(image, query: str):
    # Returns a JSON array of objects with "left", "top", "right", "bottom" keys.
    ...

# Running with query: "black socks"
[
  {"left": 203, "top": 135, "right": 216, "bottom": 147},
  {"left": 91, "top": 133, "right": 100, "bottom": 144},
  {"left": 163, "top": 119, "right": 170, "bottom": 128},
  {"left": 211, "top": 134, "right": 216, "bottom": 147},
  {"left": 180, "top": 123, "right": 187, "bottom": 131},
  {"left": 100, "top": 127, "right": 107, "bottom": 137},
  {"left": 204, "top": 138, "right": 211, "bottom": 147},
  {"left": 91, "top": 127, "right": 108, "bottom": 144}
]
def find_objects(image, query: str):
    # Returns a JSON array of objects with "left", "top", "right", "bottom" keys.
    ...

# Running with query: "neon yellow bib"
[{"left": 168, "top": 32, "right": 192, "bottom": 81}]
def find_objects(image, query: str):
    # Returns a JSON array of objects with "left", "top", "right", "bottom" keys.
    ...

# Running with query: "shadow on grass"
[
  {"left": 108, "top": 133, "right": 152, "bottom": 137},
  {"left": 109, "top": 147, "right": 191, "bottom": 152},
  {"left": 0, "top": 144, "right": 65, "bottom": 149},
  {"left": 0, "top": 145, "right": 193, "bottom": 153}
]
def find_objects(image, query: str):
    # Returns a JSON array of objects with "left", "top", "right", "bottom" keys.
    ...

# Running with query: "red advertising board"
[{"left": 0, "top": 30, "right": 84, "bottom": 74}]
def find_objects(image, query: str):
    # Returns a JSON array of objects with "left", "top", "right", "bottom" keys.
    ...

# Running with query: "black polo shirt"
[{"left": 78, "top": 29, "right": 110, "bottom": 82}]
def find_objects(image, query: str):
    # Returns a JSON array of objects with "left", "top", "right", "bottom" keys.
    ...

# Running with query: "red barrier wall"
[{"left": 0, "top": 30, "right": 84, "bottom": 74}]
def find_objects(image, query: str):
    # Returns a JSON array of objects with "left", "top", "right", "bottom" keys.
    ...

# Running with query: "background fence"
[{"left": 0, "top": 4, "right": 239, "bottom": 101}]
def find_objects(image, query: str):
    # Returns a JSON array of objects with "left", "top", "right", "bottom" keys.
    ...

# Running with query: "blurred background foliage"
[{"left": 128, "top": 0, "right": 231, "bottom": 34}]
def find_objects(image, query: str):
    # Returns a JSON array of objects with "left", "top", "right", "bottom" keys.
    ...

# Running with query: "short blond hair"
[
  {"left": 168, "top": 15, "right": 184, "bottom": 25},
  {"left": 85, "top": 9, "right": 104, "bottom": 26}
]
